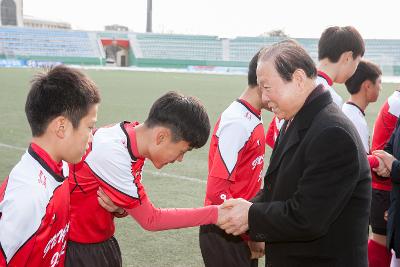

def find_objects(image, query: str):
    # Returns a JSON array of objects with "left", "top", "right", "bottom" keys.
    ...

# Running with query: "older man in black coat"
[{"left": 218, "top": 40, "right": 371, "bottom": 267}]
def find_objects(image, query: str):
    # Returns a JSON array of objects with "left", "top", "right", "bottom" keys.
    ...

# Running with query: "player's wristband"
[{"left": 113, "top": 209, "right": 128, "bottom": 218}]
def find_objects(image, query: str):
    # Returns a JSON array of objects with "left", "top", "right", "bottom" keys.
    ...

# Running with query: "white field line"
[
  {"left": 0, "top": 143, "right": 26, "bottom": 151},
  {"left": 143, "top": 170, "right": 206, "bottom": 184},
  {"left": 0, "top": 142, "right": 205, "bottom": 184}
]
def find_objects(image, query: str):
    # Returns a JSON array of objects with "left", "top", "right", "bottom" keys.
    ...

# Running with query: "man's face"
[
  {"left": 62, "top": 104, "right": 98, "bottom": 163},
  {"left": 150, "top": 129, "right": 192, "bottom": 169},
  {"left": 366, "top": 76, "right": 382, "bottom": 103},
  {"left": 257, "top": 61, "right": 302, "bottom": 120}
]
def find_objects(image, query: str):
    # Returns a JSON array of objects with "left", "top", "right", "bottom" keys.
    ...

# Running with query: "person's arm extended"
[
  {"left": 97, "top": 187, "right": 219, "bottom": 231},
  {"left": 126, "top": 198, "right": 218, "bottom": 231},
  {"left": 97, "top": 188, "right": 219, "bottom": 231}
]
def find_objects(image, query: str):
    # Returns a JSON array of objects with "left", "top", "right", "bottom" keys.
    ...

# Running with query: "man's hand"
[
  {"left": 217, "top": 198, "right": 252, "bottom": 236},
  {"left": 373, "top": 150, "right": 396, "bottom": 176},
  {"left": 97, "top": 187, "right": 124, "bottom": 214},
  {"left": 248, "top": 241, "right": 265, "bottom": 259}
]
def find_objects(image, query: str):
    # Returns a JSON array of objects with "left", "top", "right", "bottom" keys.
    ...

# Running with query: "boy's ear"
[
  {"left": 53, "top": 116, "right": 67, "bottom": 138},
  {"left": 361, "top": 79, "right": 372, "bottom": 91},
  {"left": 340, "top": 51, "right": 353, "bottom": 63},
  {"left": 155, "top": 127, "right": 170, "bottom": 145}
]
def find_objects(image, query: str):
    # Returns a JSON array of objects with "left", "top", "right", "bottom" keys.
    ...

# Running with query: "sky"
[{"left": 23, "top": 0, "right": 400, "bottom": 39}]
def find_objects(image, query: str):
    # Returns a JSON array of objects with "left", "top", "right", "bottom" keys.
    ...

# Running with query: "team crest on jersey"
[{"left": 38, "top": 170, "right": 47, "bottom": 188}]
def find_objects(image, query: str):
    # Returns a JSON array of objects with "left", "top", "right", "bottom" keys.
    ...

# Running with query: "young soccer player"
[
  {"left": 342, "top": 60, "right": 382, "bottom": 153},
  {"left": 199, "top": 51, "right": 267, "bottom": 267},
  {"left": 342, "top": 61, "right": 388, "bottom": 266},
  {"left": 0, "top": 66, "right": 100, "bottom": 267},
  {"left": 65, "top": 91, "right": 223, "bottom": 267},
  {"left": 317, "top": 25, "right": 365, "bottom": 107}
]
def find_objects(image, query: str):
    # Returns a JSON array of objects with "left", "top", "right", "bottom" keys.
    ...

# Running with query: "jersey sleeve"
[
  {"left": 265, "top": 117, "right": 277, "bottom": 149},
  {"left": 209, "top": 121, "right": 249, "bottom": 181},
  {"left": 126, "top": 198, "right": 218, "bottom": 231},
  {"left": 85, "top": 140, "right": 147, "bottom": 210},
  {"left": 0, "top": 185, "right": 41, "bottom": 265},
  {"left": 368, "top": 155, "right": 379, "bottom": 169},
  {"left": 205, "top": 177, "right": 233, "bottom": 205},
  {"left": 388, "top": 96, "right": 400, "bottom": 118}
]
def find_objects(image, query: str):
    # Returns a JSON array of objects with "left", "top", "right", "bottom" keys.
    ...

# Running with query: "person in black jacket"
[
  {"left": 218, "top": 40, "right": 371, "bottom": 267},
  {"left": 373, "top": 118, "right": 400, "bottom": 263}
]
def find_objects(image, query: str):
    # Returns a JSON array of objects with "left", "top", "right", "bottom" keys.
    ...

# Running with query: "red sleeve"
[
  {"left": 0, "top": 252, "right": 5, "bottom": 267},
  {"left": 265, "top": 117, "right": 277, "bottom": 149},
  {"left": 240, "top": 233, "right": 250, "bottom": 241},
  {"left": 368, "top": 155, "right": 379, "bottom": 169},
  {"left": 126, "top": 198, "right": 218, "bottom": 231},
  {"left": 371, "top": 104, "right": 398, "bottom": 152},
  {"left": 205, "top": 176, "right": 233, "bottom": 205},
  {"left": 0, "top": 177, "right": 8, "bottom": 202}
]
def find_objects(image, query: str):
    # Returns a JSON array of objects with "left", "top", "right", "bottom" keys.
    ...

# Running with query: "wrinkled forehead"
[{"left": 256, "top": 60, "right": 279, "bottom": 82}]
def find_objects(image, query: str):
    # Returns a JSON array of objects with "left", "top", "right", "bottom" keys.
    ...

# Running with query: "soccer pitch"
[{"left": 0, "top": 68, "right": 398, "bottom": 266}]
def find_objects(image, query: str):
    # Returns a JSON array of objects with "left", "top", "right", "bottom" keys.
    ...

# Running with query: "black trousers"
[
  {"left": 65, "top": 236, "right": 122, "bottom": 267},
  {"left": 370, "top": 188, "right": 390, "bottom": 235},
  {"left": 199, "top": 224, "right": 257, "bottom": 267}
]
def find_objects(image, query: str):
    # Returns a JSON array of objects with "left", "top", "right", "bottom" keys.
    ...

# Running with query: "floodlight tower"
[{"left": 146, "top": 0, "right": 152, "bottom": 32}]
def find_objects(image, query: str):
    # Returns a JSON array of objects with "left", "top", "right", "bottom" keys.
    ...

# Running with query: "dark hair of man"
[
  {"left": 345, "top": 60, "right": 382, "bottom": 94},
  {"left": 248, "top": 50, "right": 261, "bottom": 87},
  {"left": 318, "top": 26, "right": 365, "bottom": 62},
  {"left": 25, "top": 65, "right": 101, "bottom": 137},
  {"left": 144, "top": 91, "right": 210, "bottom": 149},
  {"left": 258, "top": 39, "right": 317, "bottom": 82}
]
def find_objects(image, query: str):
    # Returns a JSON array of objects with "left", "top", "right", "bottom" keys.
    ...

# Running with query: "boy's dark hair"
[
  {"left": 25, "top": 65, "right": 101, "bottom": 137},
  {"left": 345, "top": 60, "right": 382, "bottom": 94},
  {"left": 318, "top": 26, "right": 365, "bottom": 62},
  {"left": 248, "top": 50, "right": 261, "bottom": 87},
  {"left": 259, "top": 39, "right": 317, "bottom": 82},
  {"left": 144, "top": 91, "right": 210, "bottom": 149}
]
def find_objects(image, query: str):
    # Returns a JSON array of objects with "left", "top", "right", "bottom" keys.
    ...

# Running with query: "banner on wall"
[{"left": 0, "top": 59, "right": 62, "bottom": 68}]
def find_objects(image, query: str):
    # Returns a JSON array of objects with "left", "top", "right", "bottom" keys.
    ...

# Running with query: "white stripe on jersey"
[
  {"left": 0, "top": 152, "right": 68, "bottom": 263},
  {"left": 388, "top": 91, "right": 400, "bottom": 118},
  {"left": 216, "top": 101, "right": 262, "bottom": 174},
  {"left": 85, "top": 123, "right": 140, "bottom": 199},
  {"left": 316, "top": 76, "right": 343, "bottom": 108}
]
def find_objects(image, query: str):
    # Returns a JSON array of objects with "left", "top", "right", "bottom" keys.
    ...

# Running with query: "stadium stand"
[
  {"left": 0, "top": 26, "right": 103, "bottom": 65},
  {"left": 1, "top": 25, "right": 400, "bottom": 75}
]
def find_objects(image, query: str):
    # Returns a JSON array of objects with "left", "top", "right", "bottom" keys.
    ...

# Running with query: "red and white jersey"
[
  {"left": 316, "top": 71, "right": 343, "bottom": 107},
  {"left": 265, "top": 116, "right": 284, "bottom": 149},
  {"left": 342, "top": 102, "right": 369, "bottom": 153},
  {"left": 0, "top": 144, "right": 70, "bottom": 267},
  {"left": 371, "top": 91, "right": 400, "bottom": 191},
  {"left": 204, "top": 100, "right": 265, "bottom": 205},
  {"left": 69, "top": 122, "right": 148, "bottom": 243}
]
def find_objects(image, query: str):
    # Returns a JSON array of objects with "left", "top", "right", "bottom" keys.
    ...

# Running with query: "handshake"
[
  {"left": 215, "top": 198, "right": 265, "bottom": 259},
  {"left": 216, "top": 198, "right": 252, "bottom": 235},
  {"left": 372, "top": 150, "right": 396, "bottom": 177}
]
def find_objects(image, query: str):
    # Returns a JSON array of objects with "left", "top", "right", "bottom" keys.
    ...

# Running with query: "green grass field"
[{"left": 0, "top": 68, "right": 398, "bottom": 266}]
